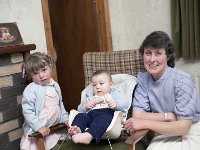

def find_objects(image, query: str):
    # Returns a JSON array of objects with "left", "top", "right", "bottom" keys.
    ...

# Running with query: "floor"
[{"left": 53, "top": 139, "right": 147, "bottom": 150}]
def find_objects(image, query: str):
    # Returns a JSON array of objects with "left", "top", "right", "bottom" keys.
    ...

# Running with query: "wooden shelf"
[{"left": 0, "top": 44, "right": 36, "bottom": 55}]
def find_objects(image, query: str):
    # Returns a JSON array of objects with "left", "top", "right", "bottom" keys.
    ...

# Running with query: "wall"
[
  {"left": 108, "top": 0, "right": 171, "bottom": 50},
  {"left": 0, "top": 0, "right": 47, "bottom": 53},
  {"left": 176, "top": 58, "right": 200, "bottom": 96},
  {"left": 108, "top": 0, "right": 200, "bottom": 95},
  {"left": 1, "top": 0, "right": 199, "bottom": 80},
  {"left": 0, "top": 1, "right": 46, "bottom": 148}
]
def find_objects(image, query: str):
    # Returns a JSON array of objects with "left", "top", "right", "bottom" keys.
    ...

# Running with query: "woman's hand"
[
  {"left": 38, "top": 126, "right": 50, "bottom": 137},
  {"left": 124, "top": 116, "right": 192, "bottom": 136},
  {"left": 123, "top": 117, "right": 146, "bottom": 132}
]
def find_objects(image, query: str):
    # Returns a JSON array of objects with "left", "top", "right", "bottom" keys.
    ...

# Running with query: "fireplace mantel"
[{"left": 0, "top": 44, "right": 36, "bottom": 56}]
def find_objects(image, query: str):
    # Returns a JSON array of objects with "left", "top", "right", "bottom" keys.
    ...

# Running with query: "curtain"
[{"left": 171, "top": 0, "right": 200, "bottom": 59}]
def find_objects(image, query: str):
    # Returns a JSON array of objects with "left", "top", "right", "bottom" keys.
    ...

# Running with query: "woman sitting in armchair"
[{"left": 124, "top": 31, "right": 200, "bottom": 150}]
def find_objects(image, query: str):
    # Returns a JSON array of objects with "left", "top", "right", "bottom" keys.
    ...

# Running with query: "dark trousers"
[{"left": 72, "top": 108, "right": 114, "bottom": 143}]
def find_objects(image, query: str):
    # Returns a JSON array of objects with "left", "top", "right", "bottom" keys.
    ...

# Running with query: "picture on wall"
[{"left": 0, "top": 22, "right": 24, "bottom": 47}]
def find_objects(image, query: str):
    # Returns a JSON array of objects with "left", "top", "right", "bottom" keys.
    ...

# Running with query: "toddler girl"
[{"left": 20, "top": 52, "right": 69, "bottom": 150}]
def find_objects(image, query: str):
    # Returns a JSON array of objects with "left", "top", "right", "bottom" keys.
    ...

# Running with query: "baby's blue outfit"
[{"left": 73, "top": 88, "right": 128, "bottom": 143}]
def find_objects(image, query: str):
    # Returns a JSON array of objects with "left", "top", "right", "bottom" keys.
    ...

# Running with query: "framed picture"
[{"left": 0, "top": 22, "right": 24, "bottom": 47}]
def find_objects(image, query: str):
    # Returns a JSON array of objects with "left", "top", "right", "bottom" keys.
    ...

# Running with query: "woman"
[{"left": 124, "top": 31, "right": 200, "bottom": 150}]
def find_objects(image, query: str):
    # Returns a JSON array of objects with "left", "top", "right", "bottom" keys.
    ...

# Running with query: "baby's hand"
[
  {"left": 38, "top": 126, "right": 50, "bottom": 137},
  {"left": 106, "top": 99, "right": 117, "bottom": 109},
  {"left": 84, "top": 100, "right": 96, "bottom": 109},
  {"left": 92, "top": 96, "right": 103, "bottom": 104}
]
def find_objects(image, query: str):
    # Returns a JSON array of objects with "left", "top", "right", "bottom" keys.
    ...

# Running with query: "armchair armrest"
[
  {"left": 29, "top": 123, "right": 68, "bottom": 137},
  {"left": 28, "top": 123, "right": 68, "bottom": 150},
  {"left": 126, "top": 129, "right": 149, "bottom": 150}
]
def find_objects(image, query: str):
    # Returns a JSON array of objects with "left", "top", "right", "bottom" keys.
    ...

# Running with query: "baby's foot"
[
  {"left": 72, "top": 132, "right": 93, "bottom": 144},
  {"left": 68, "top": 125, "right": 82, "bottom": 135}
]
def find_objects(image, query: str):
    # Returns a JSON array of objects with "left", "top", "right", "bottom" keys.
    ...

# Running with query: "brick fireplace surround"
[{"left": 0, "top": 44, "right": 36, "bottom": 150}]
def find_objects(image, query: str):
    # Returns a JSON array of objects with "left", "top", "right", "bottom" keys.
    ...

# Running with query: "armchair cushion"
[{"left": 81, "top": 74, "right": 137, "bottom": 117}]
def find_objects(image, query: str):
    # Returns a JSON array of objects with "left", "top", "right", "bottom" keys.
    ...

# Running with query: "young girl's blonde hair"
[{"left": 25, "top": 52, "right": 53, "bottom": 78}]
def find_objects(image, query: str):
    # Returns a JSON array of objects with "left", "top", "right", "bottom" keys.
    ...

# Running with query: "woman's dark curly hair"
[{"left": 139, "top": 31, "right": 175, "bottom": 68}]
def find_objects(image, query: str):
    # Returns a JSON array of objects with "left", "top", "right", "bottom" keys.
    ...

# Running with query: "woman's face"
[{"left": 143, "top": 48, "right": 168, "bottom": 81}]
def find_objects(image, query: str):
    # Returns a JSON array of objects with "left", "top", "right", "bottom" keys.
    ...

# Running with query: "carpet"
[{"left": 53, "top": 139, "right": 147, "bottom": 150}]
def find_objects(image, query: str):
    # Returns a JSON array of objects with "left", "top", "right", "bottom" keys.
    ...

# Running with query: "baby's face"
[{"left": 92, "top": 73, "right": 112, "bottom": 96}]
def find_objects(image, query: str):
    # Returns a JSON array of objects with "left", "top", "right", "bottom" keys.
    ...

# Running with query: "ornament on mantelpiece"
[{"left": 0, "top": 22, "right": 23, "bottom": 47}]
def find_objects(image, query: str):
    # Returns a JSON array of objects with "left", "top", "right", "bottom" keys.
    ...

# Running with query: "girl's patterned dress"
[{"left": 20, "top": 82, "right": 68, "bottom": 150}]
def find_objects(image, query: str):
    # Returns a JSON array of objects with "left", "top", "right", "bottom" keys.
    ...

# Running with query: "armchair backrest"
[{"left": 83, "top": 49, "right": 145, "bottom": 86}]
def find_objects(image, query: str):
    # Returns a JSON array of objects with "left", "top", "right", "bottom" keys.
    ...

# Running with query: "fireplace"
[{"left": 0, "top": 44, "right": 35, "bottom": 149}]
